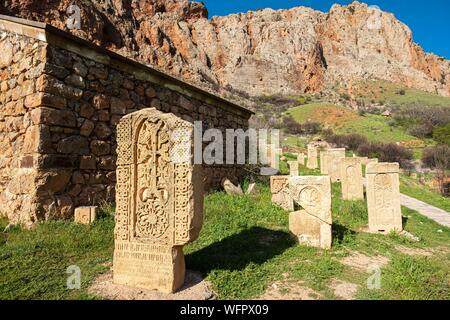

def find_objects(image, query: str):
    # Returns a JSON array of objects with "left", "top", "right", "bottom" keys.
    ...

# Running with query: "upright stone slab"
[
  {"left": 298, "top": 153, "right": 306, "bottom": 166},
  {"left": 366, "top": 162, "right": 402, "bottom": 233},
  {"left": 287, "top": 161, "right": 299, "bottom": 177},
  {"left": 320, "top": 150, "right": 330, "bottom": 174},
  {"left": 113, "top": 108, "right": 203, "bottom": 293},
  {"left": 288, "top": 176, "right": 332, "bottom": 249},
  {"left": 323, "top": 148, "right": 346, "bottom": 182},
  {"left": 306, "top": 144, "right": 318, "bottom": 169},
  {"left": 270, "top": 176, "right": 294, "bottom": 211},
  {"left": 340, "top": 158, "right": 364, "bottom": 200}
]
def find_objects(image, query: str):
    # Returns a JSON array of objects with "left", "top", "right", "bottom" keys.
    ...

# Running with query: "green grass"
[
  {"left": 400, "top": 175, "right": 450, "bottom": 213},
  {"left": 353, "top": 80, "right": 450, "bottom": 108},
  {"left": 0, "top": 213, "right": 114, "bottom": 299},
  {"left": 287, "top": 104, "right": 418, "bottom": 143},
  {"left": 335, "top": 114, "right": 419, "bottom": 143},
  {"left": 0, "top": 166, "right": 449, "bottom": 300}
]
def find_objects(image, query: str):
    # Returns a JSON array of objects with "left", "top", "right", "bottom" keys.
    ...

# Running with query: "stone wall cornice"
[{"left": 0, "top": 14, "right": 253, "bottom": 118}]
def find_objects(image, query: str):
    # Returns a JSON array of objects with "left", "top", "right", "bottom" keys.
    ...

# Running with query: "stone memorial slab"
[
  {"left": 288, "top": 176, "right": 332, "bottom": 249},
  {"left": 113, "top": 108, "right": 203, "bottom": 293},
  {"left": 340, "top": 158, "right": 364, "bottom": 200},
  {"left": 366, "top": 162, "right": 402, "bottom": 233}
]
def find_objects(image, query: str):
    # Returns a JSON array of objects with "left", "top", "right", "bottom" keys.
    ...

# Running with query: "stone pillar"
[
  {"left": 113, "top": 108, "right": 203, "bottom": 293},
  {"left": 322, "top": 148, "right": 346, "bottom": 182},
  {"left": 287, "top": 161, "right": 299, "bottom": 177},
  {"left": 366, "top": 162, "right": 402, "bottom": 233},
  {"left": 340, "top": 158, "right": 364, "bottom": 200},
  {"left": 270, "top": 176, "right": 293, "bottom": 211},
  {"left": 288, "top": 176, "right": 332, "bottom": 249},
  {"left": 306, "top": 144, "right": 318, "bottom": 169}
]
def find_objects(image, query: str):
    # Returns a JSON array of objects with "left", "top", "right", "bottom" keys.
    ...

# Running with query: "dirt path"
[{"left": 401, "top": 194, "right": 450, "bottom": 228}]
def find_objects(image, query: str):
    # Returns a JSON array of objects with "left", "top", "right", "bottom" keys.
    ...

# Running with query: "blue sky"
[{"left": 202, "top": 0, "right": 450, "bottom": 59}]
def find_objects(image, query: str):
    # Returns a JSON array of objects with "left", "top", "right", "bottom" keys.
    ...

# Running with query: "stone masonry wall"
[
  {"left": 0, "top": 27, "right": 251, "bottom": 227},
  {"left": 0, "top": 31, "right": 47, "bottom": 226}
]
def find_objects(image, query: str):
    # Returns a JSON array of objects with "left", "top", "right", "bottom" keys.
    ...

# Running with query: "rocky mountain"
[{"left": 1, "top": 0, "right": 449, "bottom": 99}]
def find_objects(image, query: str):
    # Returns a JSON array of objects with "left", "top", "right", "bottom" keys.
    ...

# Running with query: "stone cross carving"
[
  {"left": 270, "top": 176, "right": 294, "bottom": 211},
  {"left": 306, "top": 144, "right": 318, "bottom": 169},
  {"left": 113, "top": 108, "right": 203, "bottom": 293},
  {"left": 288, "top": 176, "right": 332, "bottom": 249},
  {"left": 340, "top": 158, "right": 364, "bottom": 200},
  {"left": 366, "top": 162, "right": 402, "bottom": 233},
  {"left": 320, "top": 148, "right": 346, "bottom": 182},
  {"left": 287, "top": 161, "right": 299, "bottom": 177}
]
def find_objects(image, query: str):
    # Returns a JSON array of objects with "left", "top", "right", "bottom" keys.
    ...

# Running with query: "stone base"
[
  {"left": 360, "top": 224, "right": 402, "bottom": 235},
  {"left": 289, "top": 210, "right": 332, "bottom": 249},
  {"left": 90, "top": 270, "right": 216, "bottom": 300},
  {"left": 113, "top": 242, "right": 185, "bottom": 294}
]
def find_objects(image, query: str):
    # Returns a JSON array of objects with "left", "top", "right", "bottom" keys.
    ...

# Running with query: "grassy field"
[
  {"left": 1, "top": 164, "right": 449, "bottom": 300},
  {"left": 287, "top": 103, "right": 418, "bottom": 144},
  {"left": 349, "top": 80, "right": 450, "bottom": 108}
]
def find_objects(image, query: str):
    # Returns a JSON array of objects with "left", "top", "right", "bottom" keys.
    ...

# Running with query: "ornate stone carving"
[
  {"left": 270, "top": 176, "right": 294, "bottom": 211},
  {"left": 340, "top": 158, "right": 364, "bottom": 200},
  {"left": 306, "top": 144, "right": 318, "bottom": 169},
  {"left": 288, "top": 176, "right": 332, "bottom": 249},
  {"left": 113, "top": 108, "right": 203, "bottom": 293},
  {"left": 366, "top": 162, "right": 402, "bottom": 233}
]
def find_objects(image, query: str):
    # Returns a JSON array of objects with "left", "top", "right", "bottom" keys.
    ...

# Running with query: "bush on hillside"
[
  {"left": 282, "top": 115, "right": 321, "bottom": 135},
  {"left": 433, "top": 123, "right": 450, "bottom": 146},
  {"left": 422, "top": 145, "right": 450, "bottom": 170},
  {"left": 356, "top": 142, "right": 413, "bottom": 169},
  {"left": 422, "top": 144, "right": 450, "bottom": 196}
]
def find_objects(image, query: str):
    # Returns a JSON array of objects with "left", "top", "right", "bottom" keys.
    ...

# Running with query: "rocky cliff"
[{"left": 1, "top": 0, "right": 449, "bottom": 98}]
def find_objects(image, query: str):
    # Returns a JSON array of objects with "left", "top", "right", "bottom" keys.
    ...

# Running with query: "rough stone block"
[
  {"left": 270, "top": 176, "right": 294, "bottom": 211},
  {"left": 74, "top": 206, "right": 97, "bottom": 224}
]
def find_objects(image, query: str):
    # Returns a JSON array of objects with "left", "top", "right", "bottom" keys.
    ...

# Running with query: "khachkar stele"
[
  {"left": 113, "top": 108, "right": 204, "bottom": 293},
  {"left": 340, "top": 157, "right": 364, "bottom": 200},
  {"left": 366, "top": 162, "right": 402, "bottom": 233},
  {"left": 288, "top": 176, "right": 332, "bottom": 249},
  {"left": 320, "top": 148, "right": 346, "bottom": 182},
  {"left": 270, "top": 176, "right": 294, "bottom": 212},
  {"left": 306, "top": 144, "right": 318, "bottom": 169}
]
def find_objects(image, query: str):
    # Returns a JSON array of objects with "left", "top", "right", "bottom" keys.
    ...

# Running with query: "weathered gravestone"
[
  {"left": 298, "top": 153, "right": 306, "bottom": 166},
  {"left": 270, "top": 176, "right": 294, "bottom": 211},
  {"left": 340, "top": 158, "right": 364, "bottom": 200},
  {"left": 306, "top": 144, "right": 319, "bottom": 169},
  {"left": 287, "top": 161, "right": 299, "bottom": 177},
  {"left": 288, "top": 176, "right": 332, "bottom": 249},
  {"left": 321, "top": 148, "right": 346, "bottom": 182},
  {"left": 113, "top": 108, "right": 203, "bottom": 293},
  {"left": 366, "top": 162, "right": 402, "bottom": 233}
]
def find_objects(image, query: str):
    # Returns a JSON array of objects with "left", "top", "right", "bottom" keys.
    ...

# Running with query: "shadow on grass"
[
  {"left": 402, "top": 215, "right": 409, "bottom": 229},
  {"left": 332, "top": 222, "right": 357, "bottom": 245},
  {"left": 186, "top": 227, "right": 295, "bottom": 273}
]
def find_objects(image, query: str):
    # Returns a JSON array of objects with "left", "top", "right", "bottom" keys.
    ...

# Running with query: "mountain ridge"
[{"left": 1, "top": 0, "right": 449, "bottom": 99}]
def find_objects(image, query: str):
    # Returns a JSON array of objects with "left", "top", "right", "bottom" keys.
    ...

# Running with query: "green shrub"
[{"left": 433, "top": 123, "right": 450, "bottom": 146}]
